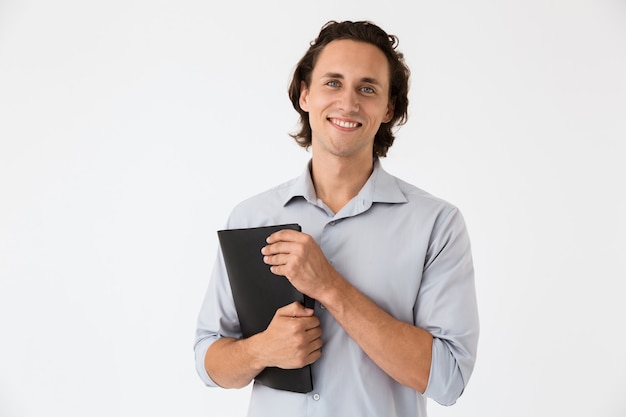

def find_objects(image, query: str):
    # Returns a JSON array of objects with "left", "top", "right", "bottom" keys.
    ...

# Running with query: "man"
[{"left": 195, "top": 20, "right": 479, "bottom": 416}]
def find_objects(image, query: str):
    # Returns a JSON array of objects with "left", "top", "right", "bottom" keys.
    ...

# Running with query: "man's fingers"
[
  {"left": 262, "top": 253, "right": 284, "bottom": 266},
  {"left": 262, "top": 302, "right": 323, "bottom": 369},
  {"left": 265, "top": 229, "right": 301, "bottom": 244},
  {"left": 262, "top": 241, "right": 298, "bottom": 257},
  {"left": 277, "top": 301, "right": 314, "bottom": 318}
]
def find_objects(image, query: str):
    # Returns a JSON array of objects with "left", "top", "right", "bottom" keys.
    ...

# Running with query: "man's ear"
[
  {"left": 383, "top": 99, "right": 395, "bottom": 123},
  {"left": 299, "top": 81, "right": 309, "bottom": 112}
]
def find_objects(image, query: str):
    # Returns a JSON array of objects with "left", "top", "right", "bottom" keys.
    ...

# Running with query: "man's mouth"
[{"left": 329, "top": 118, "right": 361, "bottom": 129}]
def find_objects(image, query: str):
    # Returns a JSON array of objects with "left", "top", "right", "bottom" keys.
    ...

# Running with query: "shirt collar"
[{"left": 283, "top": 158, "right": 408, "bottom": 207}]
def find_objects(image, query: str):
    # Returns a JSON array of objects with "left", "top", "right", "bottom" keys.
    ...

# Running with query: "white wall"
[{"left": 1, "top": 1, "right": 625, "bottom": 416}]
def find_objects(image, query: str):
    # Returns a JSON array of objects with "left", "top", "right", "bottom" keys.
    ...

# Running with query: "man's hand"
[
  {"left": 253, "top": 301, "right": 323, "bottom": 370},
  {"left": 261, "top": 229, "right": 339, "bottom": 300},
  {"left": 204, "top": 301, "right": 321, "bottom": 388}
]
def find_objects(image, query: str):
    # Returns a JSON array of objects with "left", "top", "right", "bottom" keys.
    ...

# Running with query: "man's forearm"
[
  {"left": 204, "top": 336, "right": 265, "bottom": 389},
  {"left": 320, "top": 273, "right": 433, "bottom": 393}
]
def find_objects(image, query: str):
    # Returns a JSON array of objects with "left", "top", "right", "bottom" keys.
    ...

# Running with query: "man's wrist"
[
  {"left": 316, "top": 269, "right": 351, "bottom": 314},
  {"left": 240, "top": 333, "right": 268, "bottom": 372}
]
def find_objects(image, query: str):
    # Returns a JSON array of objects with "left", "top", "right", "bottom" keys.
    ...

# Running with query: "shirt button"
[
  {"left": 313, "top": 393, "right": 320, "bottom": 401},
  {"left": 329, "top": 221, "right": 336, "bottom": 226}
]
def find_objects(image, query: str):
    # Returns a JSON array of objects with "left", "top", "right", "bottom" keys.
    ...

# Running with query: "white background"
[{"left": 1, "top": 1, "right": 625, "bottom": 416}]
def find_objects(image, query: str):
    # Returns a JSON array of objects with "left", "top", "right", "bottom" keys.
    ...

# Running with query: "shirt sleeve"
[
  {"left": 418, "top": 207, "right": 479, "bottom": 406},
  {"left": 193, "top": 246, "right": 243, "bottom": 387}
]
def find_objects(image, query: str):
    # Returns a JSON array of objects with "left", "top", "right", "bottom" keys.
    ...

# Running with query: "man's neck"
[{"left": 310, "top": 154, "right": 374, "bottom": 214}]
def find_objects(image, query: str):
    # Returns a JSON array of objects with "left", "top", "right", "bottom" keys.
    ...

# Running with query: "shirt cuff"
[
  {"left": 424, "top": 337, "right": 465, "bottom": 406},
  {"left": 194, "top": 336, "right": 220, "bottom": 387}
]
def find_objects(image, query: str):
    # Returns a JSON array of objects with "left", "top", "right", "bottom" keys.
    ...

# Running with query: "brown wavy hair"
[{"left": 288, "top": 20, "right": 410, "bottom": 158}]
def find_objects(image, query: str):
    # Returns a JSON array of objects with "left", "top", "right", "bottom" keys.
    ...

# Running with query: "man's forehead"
[{"left": 312, "top": 40, "right": 390, "bottom": 81}]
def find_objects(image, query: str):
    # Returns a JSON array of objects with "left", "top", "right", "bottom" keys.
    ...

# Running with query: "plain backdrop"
[{"left": 1, "top": 1, "right": 625, "bottom": 416}]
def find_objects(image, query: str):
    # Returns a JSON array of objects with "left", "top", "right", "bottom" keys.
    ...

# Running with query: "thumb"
[{"left": 278, "top": 301, "right": 314, "bottom": 318}]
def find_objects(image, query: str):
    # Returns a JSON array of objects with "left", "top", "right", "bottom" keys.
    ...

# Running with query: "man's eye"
[
  {"left": 327, "top": 80, "right": 340, "bottom": 87},
  {"left": 361, "top": 86, "right": 375, "bottom": 94}
]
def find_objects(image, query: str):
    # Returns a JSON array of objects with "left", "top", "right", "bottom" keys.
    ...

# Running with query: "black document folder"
[{"left": 217, "top": 223, "right": 314, "bottom": 393}]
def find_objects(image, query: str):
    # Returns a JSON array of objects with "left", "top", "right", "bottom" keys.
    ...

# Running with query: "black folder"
[{"left": 217, "top": 223, "right": 314, "bottom": 393}]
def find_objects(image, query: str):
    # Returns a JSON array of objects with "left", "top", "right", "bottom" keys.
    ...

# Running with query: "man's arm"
[
  {"left": 262, "top": 230, "right": 433, "bottom": 393},
  {"left": 323, "top": 274, "right": 433, "bottom": 392},
  {"left": 204, "top": 302, "right": 323, "bottom": 388}
]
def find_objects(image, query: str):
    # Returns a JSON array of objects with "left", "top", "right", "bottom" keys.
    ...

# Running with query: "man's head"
[{"left": 288, "top": 20, "right": 410, "bottom": 158}]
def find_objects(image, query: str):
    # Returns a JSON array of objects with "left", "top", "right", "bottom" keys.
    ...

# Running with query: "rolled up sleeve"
[
  {"left": 194, "top": 248, "right": 242, "bottom": 387},
  {"left": 419, "top": 207, "right": 480, "bottom": 406}
]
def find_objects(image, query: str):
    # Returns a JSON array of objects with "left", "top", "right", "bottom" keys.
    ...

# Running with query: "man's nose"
[{"left": 337, "top": 89, "right": 359, "bottom": 113}]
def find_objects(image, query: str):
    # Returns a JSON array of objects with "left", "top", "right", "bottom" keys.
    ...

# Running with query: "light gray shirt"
[{"left": 194, "top": 159, "right": 479, "bottom": 417}]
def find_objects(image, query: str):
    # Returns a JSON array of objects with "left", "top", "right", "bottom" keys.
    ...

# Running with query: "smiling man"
[{"left": 195, "top": 20, "right": 479, "bottom": 417}]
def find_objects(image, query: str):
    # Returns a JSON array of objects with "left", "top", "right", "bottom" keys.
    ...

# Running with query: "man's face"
[{"left": 299, "top": 39, "right": 393, "bottom": 161}]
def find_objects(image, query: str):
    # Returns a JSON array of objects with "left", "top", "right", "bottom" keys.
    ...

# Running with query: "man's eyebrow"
[
  {"left": 320, "top": 72, "right": 383, "bottom": 86},
  {"left": 321, "top": 72, "right": 344, "bottom": 79},
  {"left": 360, "top": 77, "right": 382, "bottom": 86}
]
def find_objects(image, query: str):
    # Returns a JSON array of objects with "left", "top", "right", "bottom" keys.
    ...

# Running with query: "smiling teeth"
[{"left": 332, "top": 119, "right": 359, "bottom": 128}]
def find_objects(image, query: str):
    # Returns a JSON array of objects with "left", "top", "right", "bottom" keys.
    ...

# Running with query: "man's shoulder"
[
  {"left": 226, "top": 176, "right": 299, "bottom": 227},
  {"left": 238, "top": 177, "right": 297, "bottom": 206},
  {"left": 392, "top": 174, "right": 459, "bottom": 213},
  {"left": 387, "top": 175, "right": 469, "bottom": 237}
]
